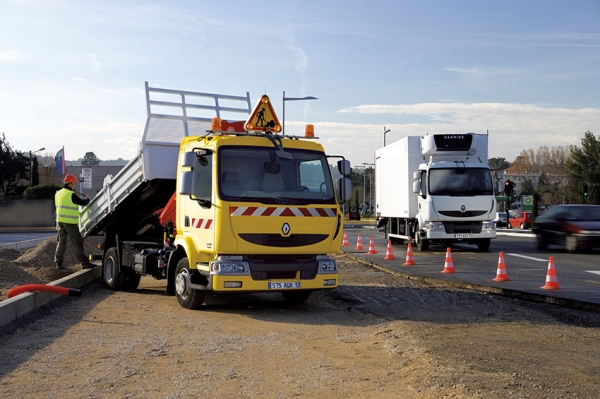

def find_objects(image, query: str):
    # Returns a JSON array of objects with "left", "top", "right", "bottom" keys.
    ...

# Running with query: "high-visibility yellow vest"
[{"left": 55, "top": 188, "right": 79, "bottom": 224}]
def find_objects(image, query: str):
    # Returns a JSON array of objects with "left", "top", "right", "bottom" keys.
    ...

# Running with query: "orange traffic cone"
[
  {"left": 403, "top": 243, "right": 416, "bottom": 266},
  {"left": 541, "top": 256, "right": 561, "bottom": 290},
  {"left": 355, "top": 234, "right": 364, "bottom": 250},
  {"left": 342, "top": 231, "right": 349, "bottom": 247},
  {"left": 367, "top": 236, "right": 377, "bottom": 254},
  {"left": 384, "top": 240, "right": 395, "bottom": 260},
  {"left": 492, "top": 252, "right": 510, "bottom": 281},
  {"left": 441, "top": 247, "right": 455, "bottom": 273}
]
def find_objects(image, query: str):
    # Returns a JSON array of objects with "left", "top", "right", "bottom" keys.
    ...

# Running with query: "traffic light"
[
  {"left": 583, "top": 183, "right": 589, "bottom": 198},
  {"left": 504, "top": 180, "right": 514, "bottom": 197}
]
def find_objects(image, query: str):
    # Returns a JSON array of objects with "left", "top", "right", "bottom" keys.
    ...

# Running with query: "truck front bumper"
[{"left": 197, "top": 254, "right": 338, "bottom": 293}]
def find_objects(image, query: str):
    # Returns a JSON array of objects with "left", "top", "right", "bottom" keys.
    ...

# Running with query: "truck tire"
[
  {"left": 282, "top": 290, "right": 312, "bottom": 304},
  {"left": 122, "top": 274, "right": 141, "bottom": 291},
  {"left": 103, "top": 247, "right": 128, "bottom": 290},
  {"left": 175, "top": 258, "right": 205, "bottom": 309},
  {"left": 414, "top": 223, "right": 429, "bottom": 251},
  {"left": 476, "top": 239, "right": 491, "bottom": 252},
  {"left": 385, "top": 222, "right": 400, "bottom": 244}
]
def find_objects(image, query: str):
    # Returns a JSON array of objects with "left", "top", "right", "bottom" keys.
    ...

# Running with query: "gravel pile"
[{"left": 0, "top": 236, "right": 103, "bottom": 300}]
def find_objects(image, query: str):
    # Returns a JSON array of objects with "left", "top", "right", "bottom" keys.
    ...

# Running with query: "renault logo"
[
  {"left": 281, "top": 222, "right": 291, "bottom": 235},
  {"left": 460, "top": 205, "right": 466, "bottom": 213}
]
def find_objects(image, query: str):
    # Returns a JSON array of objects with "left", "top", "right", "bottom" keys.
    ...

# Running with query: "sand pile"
[{"left": 0, "top": 236, "right": 103, "bottom": 300}]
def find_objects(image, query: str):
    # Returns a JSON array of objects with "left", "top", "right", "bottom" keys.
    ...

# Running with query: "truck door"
[{"left": 180, "top": 151, "right": 216, "bottom": 257}]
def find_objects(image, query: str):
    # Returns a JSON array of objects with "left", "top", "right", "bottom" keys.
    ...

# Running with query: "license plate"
[
  {"left": 268, "top": 282, "right": 301, "bottom": 289},
  {"left": 454, "top": 234, "right": 472, "bottom": 238}
]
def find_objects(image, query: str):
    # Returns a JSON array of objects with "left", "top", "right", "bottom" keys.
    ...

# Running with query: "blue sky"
[{"left": 1, "top": 0, "right": 599, "bottom": 168}]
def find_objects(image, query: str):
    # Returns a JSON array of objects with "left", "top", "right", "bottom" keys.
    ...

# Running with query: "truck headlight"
[
  {"left": 211, "top": 261, "right": 248, "bottom": 273},
  {"left": 483, "top": 222, "right": 494, "bottom": 230},
  {"left": 319, "top": 260, "right": 336, "bottom": 271},
  {"left": 427, "top": 222, "right": 444, "bottom": 231}
]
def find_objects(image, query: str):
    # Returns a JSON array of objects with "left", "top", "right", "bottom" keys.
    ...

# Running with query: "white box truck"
[{"left": 375, "top": 133, "right": 496, "bottom": 251}]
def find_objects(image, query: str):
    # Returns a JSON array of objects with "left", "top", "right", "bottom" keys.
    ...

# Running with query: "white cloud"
[
  {"left": 0, "top": 50, "right": 25, "bottom": 63},
  {"left": 311, "top": 102, "right": 600, "bottom": 166}
]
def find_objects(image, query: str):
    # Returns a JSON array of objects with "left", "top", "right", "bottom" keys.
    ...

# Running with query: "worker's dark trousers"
[{"left": 54, "top": 222, "right": 88, "bottom": 264}]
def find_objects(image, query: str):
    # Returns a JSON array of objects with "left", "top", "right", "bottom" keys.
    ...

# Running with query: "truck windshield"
[
  {"left": 428, "top": 168, "right": 493, "bottom": 196},
  {"left": 218, "top": 146, "right": 336, "bottom": 205}
]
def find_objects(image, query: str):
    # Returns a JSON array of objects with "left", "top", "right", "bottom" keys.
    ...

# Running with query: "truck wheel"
[
  {"left": 282, "top": 290, "right": 312, "bottom": 304},
  {"left": 175, "top": 258, "right": 205, "bottom": 309},
  {"left": 476, "top": 239, "right": 491, "bottom": 252},
  {"left": 520, "top": 223, "right": 525, "bottom": 229},
  {"left": 414, "top": 223, "right": 429, "bottom": 251},
  {"left": 385, "top": 222, "right": 399, "bottom": 244},
  {"left": 122, "top": 274, "right": 141, "bottom": 291},
  {"left": 103, "top": 247, "right": 128, "bottom": 290}
]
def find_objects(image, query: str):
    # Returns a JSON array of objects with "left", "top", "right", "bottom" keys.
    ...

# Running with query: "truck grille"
[
  {"left": 438, "top": 211, "right": 487, "bottom": 218},
  {"left": 443, "top": 221, "right": 483, "bottom": 234},
  {"left": 245, "top": 254, "right": 318, "bottom": 281},
  {"left": 238, "top": 234, "right": 328, "bottom": 247}
]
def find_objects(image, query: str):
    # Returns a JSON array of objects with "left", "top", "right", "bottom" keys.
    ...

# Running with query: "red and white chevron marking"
[
  {"left": 229, "top": 206, "right": 336, "bottom": 217},
  {"left": 191, "top": 218, "right": 214, "bottom": 229}
]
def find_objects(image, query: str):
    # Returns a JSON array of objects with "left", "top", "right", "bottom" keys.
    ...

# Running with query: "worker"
[{"left": 54, "top": 174, "right": 95, "bottom": 269}]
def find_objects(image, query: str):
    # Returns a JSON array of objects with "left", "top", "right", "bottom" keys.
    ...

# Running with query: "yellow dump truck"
[{"left": 80, "top": 82, "right": 351, "bottom": 309}]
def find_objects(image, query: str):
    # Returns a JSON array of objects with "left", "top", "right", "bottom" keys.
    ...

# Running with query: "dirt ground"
[{"left": 1, "top": 242, "right": 600, "bottom": 398}]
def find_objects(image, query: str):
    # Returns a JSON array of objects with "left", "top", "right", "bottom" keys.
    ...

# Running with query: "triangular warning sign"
[{"left": 245, "top": 95, "right": 282, "bottom": 133}]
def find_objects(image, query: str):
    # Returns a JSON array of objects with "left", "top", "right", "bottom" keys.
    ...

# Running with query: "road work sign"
[{"left": 245, "top": 95, "right": 282, "bottom": 133}]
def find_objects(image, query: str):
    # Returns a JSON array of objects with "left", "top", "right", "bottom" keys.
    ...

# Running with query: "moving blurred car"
[
  {"left": 493, "top": 212, "right": 508, "bottom": 228},
  {"left": 532, "top": 204, "right": 600, "bottom": 252},
  {"left": 508, "top": 211, "right": 532, "bottom": 229}
]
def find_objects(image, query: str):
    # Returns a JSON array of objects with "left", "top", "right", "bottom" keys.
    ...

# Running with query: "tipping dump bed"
[{"left": 79, "top": 82, "right": 252, "bottom": 238}]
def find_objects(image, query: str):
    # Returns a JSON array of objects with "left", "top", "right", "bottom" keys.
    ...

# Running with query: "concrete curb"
[
  {"left": 0, "top": 266, "right": 102, "bottom": 328},
  {"left": 0, "top": 237, "right": 53, "bottom": 250}
]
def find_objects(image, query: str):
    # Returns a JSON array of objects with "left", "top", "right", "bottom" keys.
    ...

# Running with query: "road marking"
[
  {"left": 506, "top": 253, "right": 548, "bottom": 262},
  {"left": 585, "top": 271, "right": 600, "bottom": 276}
]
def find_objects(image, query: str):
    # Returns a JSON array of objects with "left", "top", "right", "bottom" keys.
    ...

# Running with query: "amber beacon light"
[{"left": 305, "top": 124, "right": 315, "bottom": 138}]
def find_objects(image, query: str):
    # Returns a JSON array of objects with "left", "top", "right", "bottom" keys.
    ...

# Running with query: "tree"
[
  {"left": 520, "top": 178, "right": 535, "bottom": 196},
  {"left": 488, "top": 157, "right": 510, "bottom": 171},
  {"left": 566, "top": 130, "right": 600, "bottom": 205},
  {"left": 81, "top": 152, "right": 100, "bottom": 166},
  {"left": 0, "top": 133, "right": 29, "bottom": 199}
]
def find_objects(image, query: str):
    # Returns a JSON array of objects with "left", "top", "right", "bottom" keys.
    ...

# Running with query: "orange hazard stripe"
[{"left": 230, "top": 206, "right": 336, "bottom": 217}]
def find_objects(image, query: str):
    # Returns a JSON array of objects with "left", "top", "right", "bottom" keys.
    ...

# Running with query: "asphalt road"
[
  {"left": 342, "top": 226, "right": 600, "bottom": 310},
  {"left": 4, "top": 227, "right": 600, "bottom": 309},
  {"left": 0, "top": 230, "right": 56, "bottom": 248}
]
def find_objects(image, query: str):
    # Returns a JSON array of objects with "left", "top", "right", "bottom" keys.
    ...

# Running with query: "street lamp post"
[
  {"left": 361, "top": 162, "right": 374, "bottom": 215},
  {"left": 282, "top": 91, "right": 318, "bottom": 136},
  {"left": 29, "top": 147, "right": 45, "bottom": 187},
  {"left": 383, "top": 126, "right": 391, "bottom": 146}
]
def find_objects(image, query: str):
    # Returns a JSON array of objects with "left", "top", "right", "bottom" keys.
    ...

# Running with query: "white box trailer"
[
  {"left": 375, "top": 136, "right": 422, "bottom": 219},
  {"left": 376, "top": 133, "right": 496, "bottom": 252}
]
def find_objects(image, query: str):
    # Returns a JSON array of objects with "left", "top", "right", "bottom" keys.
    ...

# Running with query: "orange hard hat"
[{"left": 64, "top": 174, "right": 77, "bottom": 184}]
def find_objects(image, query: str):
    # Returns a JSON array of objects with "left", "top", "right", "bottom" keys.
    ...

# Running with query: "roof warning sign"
[{"left": 245, "top": 95, "right": 282, "bottom": 133}]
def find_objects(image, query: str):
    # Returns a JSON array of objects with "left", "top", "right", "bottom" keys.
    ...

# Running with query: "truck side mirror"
[
  {"left": 179, "top": 171, "right": 194, "bottom": 195},
  {"left": 412, "top": 181, "right": 420, "bottom": 194},
  {"left": 337, "top": 160, "right": 351, "bottom": 176},
  {"left": 338, "top": 178, "right": 351, "bottom": 203},
  {"left": 181, "top": 152, "right": 196, "bottom": 168}
]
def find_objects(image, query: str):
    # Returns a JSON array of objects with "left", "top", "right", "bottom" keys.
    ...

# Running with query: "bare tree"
[{"left": 510, "top": 145, "right": 573, "bottom": 206}]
